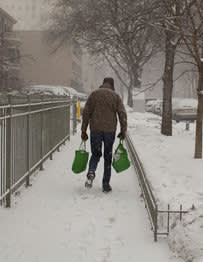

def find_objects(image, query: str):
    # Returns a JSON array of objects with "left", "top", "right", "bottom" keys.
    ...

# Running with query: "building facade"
[
  {"left": 0, "top": 0, "right": 48, "bottom": 30},
  {"left": 17, "top": 31, "right": 83, "bottom": 92},
  {"left": 0, "top": 8, "right": 21, "bottom": 92}
]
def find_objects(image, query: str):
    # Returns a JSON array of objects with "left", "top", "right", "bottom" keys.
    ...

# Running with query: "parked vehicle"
[
  {"left": 146, "top": 98, "right": 197, "bottom": 122},
  {"left": 146, "top": 99, "right": 162, "bottom": 115},
  {"left": 154, "top": 100, "right": 162, "bottom": 115},
  {"left": 172, "top": 98, "right": 197, "bottom": 122}
]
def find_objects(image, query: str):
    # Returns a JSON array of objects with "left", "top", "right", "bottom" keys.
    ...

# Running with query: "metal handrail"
[
  {"left": 126, "top": 134, "right": 158, "bottom": 240},
  {"left": 125, "top": 133, "right": 188, "bottom": 241},
  {"left": 0, "top": 94, "right": 78, "bottom": 207},
  {"left": 0, "top": 99, "right": 71, "bottom": 109},
  {"left": 0, "top": 104, "right": 71, "bottom": 120}
]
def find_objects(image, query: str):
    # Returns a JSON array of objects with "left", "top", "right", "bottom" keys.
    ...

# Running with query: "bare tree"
[
  {"left": 148, "top": 1, "right": 183, "bottom": 136},
  {"left": 163, "top": 0, "right": 203, "bottom": 158},
  {"left": 47, "top": 0, "right": 160, "bottom": 107},
  {"left": 145, "top": 1, "right": 198, "bottom": 136}
]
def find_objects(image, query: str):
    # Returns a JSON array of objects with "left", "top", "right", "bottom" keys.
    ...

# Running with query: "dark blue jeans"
[{"left": 88, "top": 131, "right": 115, "bottom": 185}]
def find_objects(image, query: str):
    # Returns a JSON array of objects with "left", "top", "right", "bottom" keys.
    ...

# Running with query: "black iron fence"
[
  {"left": 0, "top": 94, "right": 78, "bottom": 207},
  {"left": 125, "top": 134, "right": 188, "bottom": 241}
]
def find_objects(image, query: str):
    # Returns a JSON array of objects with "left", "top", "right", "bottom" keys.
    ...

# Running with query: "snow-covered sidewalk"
[
  {"left": 0, "top": 134, "right": 183, "bottom": 262},
  {"left": 127, "top": 109, "right": 203, "bottom": 262}
]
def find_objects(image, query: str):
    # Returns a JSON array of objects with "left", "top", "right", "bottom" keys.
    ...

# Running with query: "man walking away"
[{"left": 81, "top": 77, "right": 127, "bottom": 193}]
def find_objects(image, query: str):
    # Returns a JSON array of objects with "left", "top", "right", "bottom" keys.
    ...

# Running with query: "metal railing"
[
  {"left": 125, "top": 134, "right": 188, "bottom": 241},
  {"left": 0, "top": 94, "right": 78, "bottom": 207}
]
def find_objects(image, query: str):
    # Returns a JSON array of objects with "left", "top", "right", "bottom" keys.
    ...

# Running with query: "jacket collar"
[{"left": 100, "top": 83, "right": 114, "bottom": 91}]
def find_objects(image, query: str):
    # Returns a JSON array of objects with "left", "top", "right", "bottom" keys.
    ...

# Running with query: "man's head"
[{"left": 103, "top": 77, "right": 114, "bottom": 90}]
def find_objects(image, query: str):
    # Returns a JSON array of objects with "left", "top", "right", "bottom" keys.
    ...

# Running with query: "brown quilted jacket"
[{"left": 81, "top": 83, "right": 127, "bottom": 133}]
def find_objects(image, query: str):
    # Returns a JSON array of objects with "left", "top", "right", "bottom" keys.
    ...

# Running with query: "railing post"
[
  {"left": 154, "top": 204, "right": 158, "bottom": 242},
  {"left": 40, "top": 96, "right": 44, "bottom": 171},
  {"left": 180, "top": 204, "right": 183, "bottom": 221},
  {"left": 185, "top": 121, "right": 190, "bottom": 131},
  {"left": 49, "top": 96, "right": 53, "bottom": 160},
  {"left": 6, "top": 95, "right": 13, "bottom": 207},
  {"left": 167, "top": 204, "right": 170, "bottom": 234},
  {"left": 67, "top": 97, "right": 71, "bottom": 141},
  {"left": 0, "top": 107, "right": 3, "bottom": 205},
  {"left": 72, "top": 97, "right": 77, "bottom": 135},
  {"left": 26, "top": 96, "right": 31, "bottom": 187}
]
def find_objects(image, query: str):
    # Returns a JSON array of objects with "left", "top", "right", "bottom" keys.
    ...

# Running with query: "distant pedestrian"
[{"left": 81, "top": 77, "right": 127, "bottom": 192}]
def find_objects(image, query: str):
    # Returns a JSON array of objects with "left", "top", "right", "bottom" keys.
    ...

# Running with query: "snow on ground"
[
  {"left": 127, "top": 108, "right": 203, "bottom": 262},
  {"left": 0, "top": 133, "right": 183, "bottom": 262},
  {"left": 28, "top": 85, "right": 87, "bottom": 98}
]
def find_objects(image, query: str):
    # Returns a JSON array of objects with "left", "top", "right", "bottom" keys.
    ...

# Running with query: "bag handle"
[
  {"left": 119, "top": 138, "right": 124, "bottom": 145},
  {"left": 79, "top": 141, "right": 86, "bottom": 151}
]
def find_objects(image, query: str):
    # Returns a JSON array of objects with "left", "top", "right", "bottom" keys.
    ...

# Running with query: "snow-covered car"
[
  {"left": 154, "top": 100, "right": 162, "bottom": 115},
  {"left": 146, "top": 99, "right": 162, "bottom": 115},
  {"left": 172, "top": 98, "right": 197, "bottom": 122},
  {"left": 145, "top": 100, "right": 157, "bottom": 112}
]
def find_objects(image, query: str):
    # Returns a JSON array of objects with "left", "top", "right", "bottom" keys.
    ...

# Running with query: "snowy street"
[{"left": 0, "top": 133, "right": 182, "bottom": 262}]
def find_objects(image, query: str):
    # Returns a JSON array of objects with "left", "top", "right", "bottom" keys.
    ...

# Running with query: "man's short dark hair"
[{"left": 103, "top": 77, "right": 114, "bottom": 89}]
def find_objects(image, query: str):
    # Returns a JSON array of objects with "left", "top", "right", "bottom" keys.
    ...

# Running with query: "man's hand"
[
  {"left": 117, "top": 131, "right": 126, "bottom": 139},
  {"left": 81, "top": 131, "right": 88, "bottom": 141}
]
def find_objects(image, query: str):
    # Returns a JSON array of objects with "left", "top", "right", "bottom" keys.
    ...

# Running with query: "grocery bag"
[
  {"left": 72, "top": 141, "right": 89, "bottom": 174},
  {"left": 112, "top": 139, "right": 130, "bottom": 173}
]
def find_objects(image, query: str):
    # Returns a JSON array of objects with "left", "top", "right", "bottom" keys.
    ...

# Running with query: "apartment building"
[
  {"left": 17, "top": 31, "right": 83, "bottom": 92},
  {"left": 0, "top": 0, "right": 48, "bottom": 30},
  {"left": 0, "top": 8, "right": 21, "bottom": 91}
]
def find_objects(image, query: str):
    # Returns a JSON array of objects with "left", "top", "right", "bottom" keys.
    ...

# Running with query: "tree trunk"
[
  {"left": 194, "top": 63, "right": 203, "bottom": 158},
  {"left": 134, "top": 72, "right": 142, "bottom": 89},
  {"left": 127, "top": 85, "right": 133, "bottom": 107},
  {"left": 127, "top": 68, "right": 142, "bottom": 107},
  {"left": 161, "top": 31, "right": 176, "bottom": 136}
]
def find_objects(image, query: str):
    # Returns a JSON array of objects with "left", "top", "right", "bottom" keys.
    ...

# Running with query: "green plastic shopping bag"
[
  {"left": 112, "top": 139, "right": 130, "bottom": 173},
  {"left": 72, "top": 141, "right": 89, "bottom": 174}
]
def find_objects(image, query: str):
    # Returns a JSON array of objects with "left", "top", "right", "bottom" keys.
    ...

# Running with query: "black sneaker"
[
  {"left": 102, "top": 184, "right": 112, "bottom": 193},
  {"left": 85, "top": 172, "right": 95, "bottom": 188}
]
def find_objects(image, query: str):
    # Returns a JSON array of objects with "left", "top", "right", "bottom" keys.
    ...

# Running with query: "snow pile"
[
  {"left": 127, "top": 109, "right": 203, "bottom": 262},
  {"left": 168, "top": 205, "right": 203, "bottom": 262},
  {"left": 22, "top": 85, "right": 87, "bottom": 98}
]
